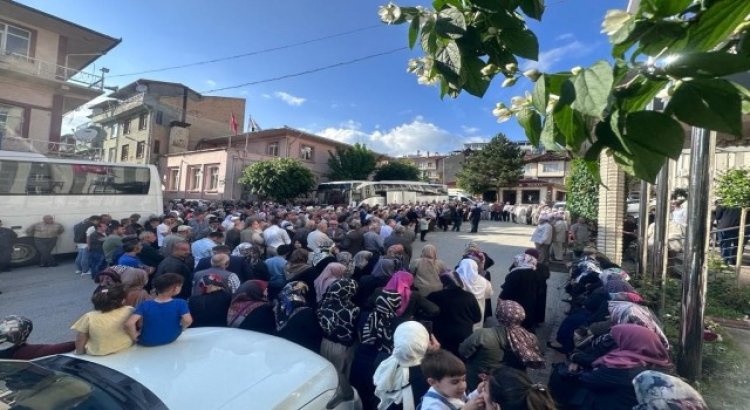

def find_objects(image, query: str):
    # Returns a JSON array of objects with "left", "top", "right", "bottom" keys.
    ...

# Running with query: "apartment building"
[
  {"left": 89, "top": 79, "right": 245, "bottom": 165},
  {"left": 400, "top": 150, "right": 445, "bottom": 183},
  {"left": 0, "top": 0, "right": 120, "bottom": 153},
  {"left": 496, "top": 151, "right": 571, "bottom": 204}
]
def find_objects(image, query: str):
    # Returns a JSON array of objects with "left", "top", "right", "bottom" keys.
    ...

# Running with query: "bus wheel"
[{"left": 11, "top": 237, "right": 40, "bottom": 267}]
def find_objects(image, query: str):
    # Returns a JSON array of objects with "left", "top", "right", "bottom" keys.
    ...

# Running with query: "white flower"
[
  {"left": 378, "top": 3, "right": 402, "bottom": 24},
  {"left": 505, "top": 63, "right": 518, "bottom": 73},
  {"left": 523, "top": 69, "right": 541, "bottom": 82},
  {"left": 510, "top": 96, "right": 526, "bottom": 110},
  {"left": 502, "top": 77, "right": 518, "bottom": 88},
  {"left": 493, "top": 108, "right": 513, "bottom": 123},
  {"left": 480, "top": 64, "right": 498, "bottom": 76},
  {"left": 601, "top": 9, "right": 633, "bottom": 36},
  {"left": 417, "top": 74, "right": 438, "bottom": 85},
  {"left": 571, "top": 66, "right": 583, "bottom": 75},
  {"left": 407, "top": 58, "right": 421, "bottom": 73},
  {"left": 492, "top": 102, "right": 507, "bottom": 116},
  {"left": 546, "top": 94, "right": 560, "bottom": 113}
]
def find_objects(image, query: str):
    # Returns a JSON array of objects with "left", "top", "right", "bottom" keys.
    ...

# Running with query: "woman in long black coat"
[
  {"left": 499, "top": 253, "right": 540, "bottom": 330},
  {"left": 426, "top": 274, "right": 482, "bottom": 356}
]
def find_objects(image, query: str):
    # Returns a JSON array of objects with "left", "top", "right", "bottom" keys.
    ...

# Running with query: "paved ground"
[{"left": 1, "top": 219, "right": 568, "bottom": 382}]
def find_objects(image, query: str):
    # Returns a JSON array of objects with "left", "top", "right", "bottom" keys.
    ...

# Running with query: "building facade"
[
  {"left": 400, "top": 150, "right": 445, "bottom": 183},
  {"left": 89, "top": 79, "right": 245, "bottom": 165},
  {"left": 495, "top": 151, "right": 571, "bottom": 204},
  {"left": 0, "top": 0, "right": 120, "bottom": 154}
]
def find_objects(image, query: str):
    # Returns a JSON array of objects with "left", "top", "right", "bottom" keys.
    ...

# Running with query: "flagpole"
[{"left": 244, "top": 115, "right": 251, "bottom": 153}]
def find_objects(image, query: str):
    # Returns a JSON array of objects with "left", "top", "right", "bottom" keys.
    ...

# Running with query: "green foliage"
[
  {"left": 565, "top": 159, "right": 599, "bottom": 221},
  {"left": 326, "top": 143, "right": 378, "bottom": 180},
  {"left": 716, "top": 169, "right": 750, "bottom": 208},
  {"left": 373, "top": 161, "right": 421, "bottom": 181},
  {"left": 238, "top": 158, "right": 316, "bottom": 203},
  {"left": 381, "top": 0, "right": 750, "bottom": 183},
  {"left": 456, "top": 134, "right": 524, "bottom": 195}
]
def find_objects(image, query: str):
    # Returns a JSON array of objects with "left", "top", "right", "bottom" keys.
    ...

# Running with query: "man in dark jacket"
[
  {"left": 715, "top": 204, "right": 744, "bottom": 265},
  {"left": 194, "top": 245, "right": 250, "bottom": 281},
  {"left": 383, "top": 224, "right": 413, "bottom": 266},
  {"left": 470, "top": 205, "right": 482, "bottom": 233},
  {"left": 136, "top": 231, "right": 163, "bottom": 269},
  {"left": 155, "top": 240, "right": 193, "bottom": 299},
  {"left": 0, "top": 219, "right": 17, "bottom": 272}
]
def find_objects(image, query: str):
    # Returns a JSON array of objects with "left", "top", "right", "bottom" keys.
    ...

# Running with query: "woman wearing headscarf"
[
  {"left": 233, "top": 242, "right": 269, "bottom": 282},
  {"left": 274, "top": 281, "right": 322, "bottom": 352},
  {"left": 118, "top": 266, "right": 151, "bottom": 308},
  {"left": 375, "top": 271, "right": 439, "bottom": 322},
  {"left": 188, "top": 273, "right": 231, "bottom": 328},
  {"left": 550, "top": 324, "right": 673, "bottom": 410},
  {"left": 355, "top": 257, "right": 398, "bottom": 307},
  {"left": 524, "top": 248, "right": 550, "bottom": 325},
  {"left": 632, "top": 370, "right": 707, "bottom": 410},
  {"left": 318, "top": 278, "right": 360, "bottom": 402},
  {"left": 336, "top": 251, "right": 355, "bottom": 278},
  {"left": 500, "top": 253, "right": 541, "bottom": 330},
  {"left": 455, "top": 259, "right": 493, "bottom": 330},
  {"left": 314, "top": 262, "right": 348, "bottom": 303},
  {"left": 459, "top": 300, "right": 545, "bottom": 390},
  {"left": 373, "top": 321, "right": 434, "bottom": 410},
  {"left": 228, "top": 280, "right": 275, "bottom": 334},
  {"left": 0, "top": 315, "right": 75, "bottom": 360},
  {"left": 352, "top": 250, "right": 377, "bottom": 282},
  {"left": 427, "top": 273, "right": 482, "bottom": 357},
  {"left": 409, "top": 244, "right": 448, "bottom": 297},
  {"left": 609, "top": 301, "right": 669, "bottom": 349},
  {"left": 284, "top": 248, "right": 311, "bottom": 281}
]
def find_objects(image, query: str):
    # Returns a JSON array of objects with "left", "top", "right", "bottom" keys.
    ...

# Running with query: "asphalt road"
[{"left": 1, "top": 219, "right": 568, "bottom": 378}]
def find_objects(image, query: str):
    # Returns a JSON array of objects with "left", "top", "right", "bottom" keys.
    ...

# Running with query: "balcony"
[
  {"left": 0, "top": 51, "right": 105, "bottom": 89},
  {"left": 1, "top": 136, "right": 103, "bottom": 161},
  {"left": 89, "top": 93, "right": 147, "bottom": 122}
]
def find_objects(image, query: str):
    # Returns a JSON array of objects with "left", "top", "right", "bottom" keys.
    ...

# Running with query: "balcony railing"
[
  {"left": 89, "top": 93, "right": 146, "bottom": 122},
  {"left": 0, "top": 136, "right": 104, "bottom": 161},
  {"left": 0, "top": 51, "right": 104, "bottom": 89}
]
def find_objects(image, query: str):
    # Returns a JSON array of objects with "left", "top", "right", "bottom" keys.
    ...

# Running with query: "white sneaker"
[
  {"left": 75, "top": 270, "right": 82, "bottom": 274},
  {"left": 81, "top": 271, "right": 91, "bottom": 276}
]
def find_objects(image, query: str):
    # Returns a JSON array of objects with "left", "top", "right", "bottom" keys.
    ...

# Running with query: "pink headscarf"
[
  {"left": 385, "top": 271, "right": 414, "bottom": 316},
  {"left": 593, "top": 324, "right": 672, "bottom": 369},
  {"left": 314, "top": 262, "right": 347, "bottom": 302}
]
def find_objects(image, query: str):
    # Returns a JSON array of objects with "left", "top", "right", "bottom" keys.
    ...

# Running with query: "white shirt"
[
  {"left": 531, "top": 223, "right": 553, "bottom": 245},
  {"left": 156, "top": 223, "right": 171, "bottom": 247},
  {"left": 263, "top": 225, "right": 291, "bottom": 250},
  {"left": 379, "top": 225, "right": 393, "bottom": 240},
  {"left": 672, "top": 206, "right": 687, "bottom": 227}
]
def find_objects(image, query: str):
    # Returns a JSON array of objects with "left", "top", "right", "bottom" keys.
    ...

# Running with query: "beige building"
[
  {"left": 162, "top": 128, "right": 357, "bottom": 201},
  {"left": 495, "top": 152, "right": 571, "bottom": 204},
  {"left": 89, "top": 79, "right": 245, "bottom": 165},
  {"left": 0, "top": 0, "right": 120, "bottom": 153},
  {"left": 400, "top": 151, "right": 445, "bottom": 183}
]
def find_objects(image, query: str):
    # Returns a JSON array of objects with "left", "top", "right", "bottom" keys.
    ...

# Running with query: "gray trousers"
[
  {"left": 34, "top": 237, "right": 58, "bottom": 266},
  {"left": 535, "top": 243, "right": 551, "bottom": 264}
]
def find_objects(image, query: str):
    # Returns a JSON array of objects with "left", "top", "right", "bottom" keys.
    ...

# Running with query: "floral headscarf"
[
  {"left": 336, "top": 251, "right": 355, "bottom": 277},
  {"left": 227, "top": 280, "right": 268, "bottom": 328},
  {"left": 609, "top": 301, "right": 669, "bottom": 349},
  {"left": 593, "top": 324, "right": 672, "bottom": 370},
  {"left": 495, "top": 300, "right": 545, "bottom": 369},
  {"left": 384, "top": 271, "right": 414, "bottom": 316},
  {"left": 0, "top": 315, "right": 33, "bottom": 346},
  {"left": 511, "top": 253, "right": 538, "bottom": 272},
  {"left": 317, "top": 279, "right": 360, "bottom": 345},
  {"left": 633, "top": 370, "right": 707, "bottom": 410},
  {"left": 274, "top": 281, "right": 309, "bottom": 331},
  {"left": 362, "top": 291, "right": 401, "bottom": 353},
  {"left": 232, "top": 242, "right": 262, "bottom": 263}
]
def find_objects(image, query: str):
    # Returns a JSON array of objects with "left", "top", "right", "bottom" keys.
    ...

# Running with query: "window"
[
  {"left": 300, "top": 144, "right": 314, "bottom": 161},
  {"left": 120, "top": 144, "right": 129, "bottom": 161},
  {"left": 541, "top": 162, "right": 562, "bottom": 173},
  {"left": 153, "top": 140, "right": 161, "bottom": 154},
  {"left": 107, "top": 148, "right": 115, "bottom": 162},
  {"left": 267, "top": 142, "right": 279, "bottom": 156},
  {"left": 138, "top": 113, "right": 148, "bottom": 130},
  {"left": 167, "top": 167, "right": 179, "bottom": 191},
  {"left": 187, "top": 166, "right": 201, "bottom": 191},
  {"left": 0, "top": 159, "right": 151, "bottom": 195},
  {"left": 206, "top": 164, "right": 220, "bottom": 191},
  {"left": 136, "top": 141, "right": 145, "bottom": 159},
  {"left": 0, "top": 103, "right": 25, "bottom": 139},
  {"left": 155, "top": 110, "right": 163, "bottom": 125},
  {"left": 0, "top": 23, "right": 32, "bottom": 57},
  {"left": 122, "top": 119, "right": 131, "bottom": 135}
]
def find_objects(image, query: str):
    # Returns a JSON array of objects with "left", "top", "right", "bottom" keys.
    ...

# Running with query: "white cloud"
[
  {"left": 273, "top": 91, "right": 306, "bottom": 106},
  {"left": 461, "top": 125, "right": 480, "bottom": 134},
  {"left": 522, "top": 40, "right": 588, "bottom": 72},
  {"left": 316, "top": 117, "right": 482, "bottom": 156},
  {"left": 205, "top": 79, "right": 217, "bottom": 87},
  {"left": 556, "top": 33, "right": 575, "bottom": 41},
  {"left": 61, "top": 95, "right": 109, "bottom": 134}
]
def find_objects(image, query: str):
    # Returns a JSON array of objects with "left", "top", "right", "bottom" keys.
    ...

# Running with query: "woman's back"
[{"left": 427, "top": 287, "right": 481, "bottom": 356}]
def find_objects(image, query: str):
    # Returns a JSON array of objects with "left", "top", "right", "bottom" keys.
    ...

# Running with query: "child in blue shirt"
[
  {"left": 419, "top": 350, "right": 484, "bottom": 410},
  {"left": 125, "top": 273, "right": 192, "bottom": 346}
]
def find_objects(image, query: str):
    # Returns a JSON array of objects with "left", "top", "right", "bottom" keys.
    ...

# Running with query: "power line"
[
  {"left": 200, "top": 47, "right": 408, "bottom": 93},
  {"left": 110, "top": 24, "right": 383, "bottom": 78}
]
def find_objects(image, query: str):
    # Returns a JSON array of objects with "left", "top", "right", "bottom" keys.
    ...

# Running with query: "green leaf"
[
  {"left": 624, "top": 111, "right": 685, "bottom": 160},
  {"left": 613, "top": 146, "right": 666, "bottom": 183},
  {"left": 618, "top": 79, "right": 667, "bottom": 113},
  {"left": 436, "top": 6, "right": 467, "bottom": 39},
  {"left": 640, "top": 0, "right": 692, "bottom": 18},
  {"left": 434, "top": 40, "right": 463, "bottom": 84},
  {"left": 461, "top": 56, "right": 491, "bottom": 97},
  {"left": 421, "top": 19, "right": 438, "bottom": 54},
  {"left": 553, "top": 105, "right": 586, "bottom": 150},
  {"left": 517, "top": 108, "right": 543, "bottom": 146},
  {"left": 504, "top": 27, "right": 539, "bottom": 60},
  {"left": 584, "top": 140, "right": 606, "bottom": 162},
  {"left": 519, "top": 0, "right": 545, "bottom": 21},
  {"left": 571, "top": 61, "right": 614, "bottom": 118},
  {"left": 637, "top": 21, "right": 688, "bottom": 57},
  {"left": 664, "top": 52, "right": 750, "bottom": 79},
  {"left": 546, "top": 73, "right": 573, "bottom": 95},
  {"left": 540, "top": 115, "right": 558, "bottom": 150},
  {"left": 686, "top": 0, "right": 750, "bottom": 52},
  {"left": 666, "top": 79, "right": 744, "bottom": 136},
  {"left": 531, "top": 74, "right": 547, "bottom": 113},
  {"left": 408, "top": 15, "right": 421, "bottom": 49}
]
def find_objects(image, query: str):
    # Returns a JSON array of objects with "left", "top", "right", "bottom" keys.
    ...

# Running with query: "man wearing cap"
[
  {"left": 0, "top": 219, "right": 18, "bottom": 272},
  {"left": 156, "top": 215, "right": 175, "bottom": 248},
  {"left": 531, "top": 216, "right": 554, "bottom": 263}
]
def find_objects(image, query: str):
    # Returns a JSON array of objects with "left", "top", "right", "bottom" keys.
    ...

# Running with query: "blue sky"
[{"left": 23, "top": 0, "right": 618, "bottom": 156}]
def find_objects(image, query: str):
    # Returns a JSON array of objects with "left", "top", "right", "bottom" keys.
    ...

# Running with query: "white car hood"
[{"left": 67, "top": 327, "right": 337, "bottom": 409}]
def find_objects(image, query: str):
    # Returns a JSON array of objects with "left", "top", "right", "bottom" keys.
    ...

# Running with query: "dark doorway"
[
  {"left": 521, "top": 189, "right": 541, "bottom": 204},
  {"left": 503, "top": 191, "right": 517, "bottom": 204},
  {"left": 483, "top": 190, "right": 498, "bottom": 202}
]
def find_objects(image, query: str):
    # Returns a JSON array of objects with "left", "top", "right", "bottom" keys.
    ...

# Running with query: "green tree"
[
  {"left": 379, "top": 0, "right": 750, "bottom": 183},
  {"left": 456, "top": 134, "right": 524, "bottom": 198},
  {"left": 239, "top": 158, "right": 316, "bottom": 202},
  {"left": 327, "top": 143, "right": 378, "bottom": 180},
  {"left": 716, "top": 169, "right": 750, "bottom": 208},
  {"left": 566, "top": 159, "right": 599, "bottom": 221},
  {"left": 373, "top": 161, "right": 421, "bottom": 181}
]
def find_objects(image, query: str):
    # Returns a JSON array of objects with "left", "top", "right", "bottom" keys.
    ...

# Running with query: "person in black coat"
[
  {"left": 228, "top": 280, "right": 276, "bottom": 335},
  {"left": 154, "top": 241, "right": 193, "bottom": 299},
  {"left": 188, "top": 274, "right": 231, "bottom": 328},
  {"left": 274, "top": 281, "right": 323, "bottom": 353},
  {"left": 500, "top": 253, "right": 541, "bottom": 330},
  {"left": 426, "top": 274, "right": 482, "bottom": 356}
]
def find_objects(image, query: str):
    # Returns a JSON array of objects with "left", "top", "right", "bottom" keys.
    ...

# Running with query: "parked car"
[
  {"left": 552, "top": 201, "right": 566, "bottom": 210},
  {"left": 0, "top": 328, "right": 361, "bottom": 410}
]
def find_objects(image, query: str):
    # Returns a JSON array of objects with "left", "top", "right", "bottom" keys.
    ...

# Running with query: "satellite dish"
[
  {"left": 73, "top": 128, "right": 99, "bottom": 142},
  {"left": 135, "top": 83, "right": 148, "bottom": 93}
]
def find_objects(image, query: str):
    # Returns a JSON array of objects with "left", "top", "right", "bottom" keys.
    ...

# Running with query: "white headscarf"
[
  {"left": 373, "top": 321, "right": 430, "bottom": 410},
  {"left": 456, "top": 259, "right": 490, "bottom": 299}
]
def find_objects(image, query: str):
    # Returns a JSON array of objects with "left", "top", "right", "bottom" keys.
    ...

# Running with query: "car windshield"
[{"left": 0, "top": 356, "right": 167, "bottom": 410}]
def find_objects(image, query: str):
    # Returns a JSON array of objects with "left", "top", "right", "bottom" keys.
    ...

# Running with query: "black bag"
[{"left": 73, "top": 222, "right": 89, "bottom": 244}]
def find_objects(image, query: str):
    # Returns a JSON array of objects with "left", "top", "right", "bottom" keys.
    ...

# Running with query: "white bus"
[
  {"left": 0, "top": 151, "right": 163, "bottom": 266},
  {"left": 316, "top": 180, "right": 449, "bottom": 207}
]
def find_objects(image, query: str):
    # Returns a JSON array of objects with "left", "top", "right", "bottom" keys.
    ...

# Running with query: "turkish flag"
[{"left": 230, "top": 112, "right": 238, "bottom": 135}]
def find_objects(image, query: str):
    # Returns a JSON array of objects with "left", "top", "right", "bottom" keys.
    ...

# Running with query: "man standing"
[
  {"left": 451, "top": 205, "right": 463, "bottom": 232},
  {"left": 569, "top": 218, "right": 590, "bottom": 258},
  {"left": 263, "top": 217, "right": 291, "bottom": 256},
  {"left": 306, "top": 221, "right": 331, "bottom": 253},
  {"left": 551, "top": 214, "right": 569, "bottom": 261},
  {"left": 531, "top": 216, "right": 554, "bottom": 263},
  {"left": 191, "top": 231, "right": 225, "bottom": 266},
  {"left": 137, "top": 231, "right": 163, "bottom": 269},
  {"left": 102, "top": 222, "right": 125, "bottom": 266},
  {"left": 192, "top": 253, "right": 240, "bottom": 296},
  {"left": 715, "top": 204, "right": 743, "bottom": 265},
  {"left": 156, "top": 215, "right": 175, "bottom": 248},
  {"left": 363, "top": 222, "right": 384, "bottom": 255},
  {"left": 384, "top": 224, "right": 413, "bottom": 266},
  {"left": 87, "top": 222, "right": 108, "bottom": 275},
  {"left": 469, "top": 205, "right": 482, "bottom": 233},
  {"left": 73, "top": 215, "right": 98, "bottom": 275},
  {"left": 25, "top": 215, "right": 64, "bottom": 267},
  {"left": 0, "top": 219, "right": 17, "bottom": 272},
  {"left": 155, "top": 240, "right": 193, "bottom": 299}
]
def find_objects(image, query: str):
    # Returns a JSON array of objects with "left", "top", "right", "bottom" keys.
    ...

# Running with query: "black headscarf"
[{"left": 317, "top": 278, "right": 360, "bottom": 346}]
